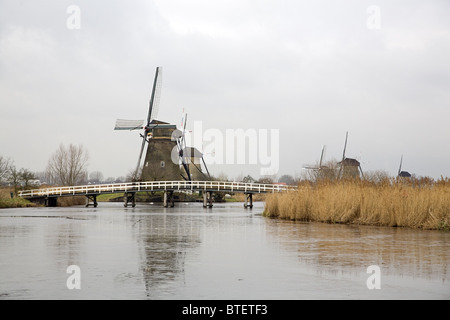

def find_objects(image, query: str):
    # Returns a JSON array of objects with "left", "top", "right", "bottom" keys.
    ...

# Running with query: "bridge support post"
[
  {"left": 163, "top": 190, "right": 174, "bottom": 208},
  {"left": 244, "top": 193, "right": 253, "bottom": 209},
  {"left": 123, "top": 192, "right": 136, "bottom": 208},
  {"left": 203, "top": 191, "right": 213, "bottom": 208},
  {"left": 45, "top": 197, "right": 58, "bottom": 207},
  {"left": 85, "top": 195, "right": 98, "bottom": 207}
]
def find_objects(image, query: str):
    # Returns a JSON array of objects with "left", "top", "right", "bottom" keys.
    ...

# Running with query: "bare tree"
[
  {"left": 0, "top": 156, "right": 13, "bottom": 183},
  {"left": 126, "top": 167, "right": 142, "bottom": 182},
  {"left": 20, "top": 168, "right": 37, "bottom": 189},
  {"left": 257, "top": 176, "right": 274, "bottom": 184},
  {"left": 305, "top": 159, "right": 339, "bottom": 182},
  {"left": 363, "top": 170, "right": 391, "bottom": 184},
  {"left": 89, "top": 171, "right": 104, "bottom": 184},
  {"left": 278, "top": 174, "right": 295, "bottom": 185},
  {"left": 8, "top": 166, "right": 22, "bottom": 196},
  {"left": 45, "top": 144, "right": 89, "bottom": 186}
]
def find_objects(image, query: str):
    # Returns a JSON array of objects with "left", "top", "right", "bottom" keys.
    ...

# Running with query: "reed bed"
[{"left": 263, "top": 178, "right": 450, "bottom": 230}]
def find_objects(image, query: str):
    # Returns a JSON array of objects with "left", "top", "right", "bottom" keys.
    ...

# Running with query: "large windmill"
[
  {"left": 337, "top": 132, "right": 364, "bottom": 179},
  {"left": 114, "top": 67, "right": 209, "bottom": 182}
]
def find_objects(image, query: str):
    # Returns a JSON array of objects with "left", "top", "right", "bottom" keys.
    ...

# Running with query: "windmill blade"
[
  {"left": 179, "top": 113, "right": 191, "bottom": 181},
  {"left": 398, "top": 155, "right": 403, "bottom": 176},
  {"left": 181, "top": 113, "right": 188, "bottom": 147},
  {"left": 342, "top": 131, "right": 348, "bottom": 162},
  {"left": 134, "top": 67, "right": 162, "bottom": 182},
  {"left": 146, "top": 67, "right": 163, "bottom": 127},
  {"left": 183, "top": 113, "right": 188, "bottom": 131},
  {"left": 181, "top": 161, "right": 191, "bottom": 181},
  {"left": 134, "top": 137, "right": 147, "bottom": 181},
  {"left": 114, "top": 119, "right": 144, "bottom": 131},
  {"left": 180, "top": 108, "right": 185, "bottom": 127},
  {"left": 319, "top": 145, "right": 326, "bottom": 168},
  {"left": 303, "top": 166, "right": 318, "bottom": 170},
  {"left": 338, "top": 132, "right": 348, "bottom": 179}
]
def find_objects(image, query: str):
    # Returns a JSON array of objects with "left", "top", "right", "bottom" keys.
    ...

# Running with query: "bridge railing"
[{"left": 18, "top": 181, "right": 297, "bottom": 198}]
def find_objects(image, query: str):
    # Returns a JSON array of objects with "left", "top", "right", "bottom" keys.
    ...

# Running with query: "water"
[{"left": 0, "top": 202, "right": 448, "bottom": 300}]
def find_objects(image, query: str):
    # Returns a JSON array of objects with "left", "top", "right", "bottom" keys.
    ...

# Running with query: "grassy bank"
[
  {"left": 263, "top": 179, "right": 450, "bottom": 230},
  {"left": 224, "top": 192, "right": 266, "bottom": 202},
  {"left": 0, "top": 188, "right": 37, "bottom": 208}
]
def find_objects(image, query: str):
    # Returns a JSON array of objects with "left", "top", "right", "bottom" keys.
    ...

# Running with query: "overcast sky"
[{"left": 1, "top": 0, "right": 449, "bottom": 181}]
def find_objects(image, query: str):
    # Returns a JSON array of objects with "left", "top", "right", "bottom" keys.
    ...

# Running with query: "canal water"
[{"left": 0, "top": 202, "right": 448, "bottom": 300}]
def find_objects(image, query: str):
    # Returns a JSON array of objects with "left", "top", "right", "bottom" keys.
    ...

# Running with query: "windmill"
[
  {"left": 114, "top": 67, "right": 211, "bottom": 182},
  {"left": 398, "top": 155, "right": 412, "bottom": 178},
  {"left": 303, "top": 145, "right": 326, "bottom": 171},
  {"left": 303, "top": 145, "right": 331, "bottom": 180},
  {"left": 114, "top": 67, "right": 181, "bottom": 181},
  {"left": 337, "top": 132, "right": 364, "bottom": 179},
  {"left": 172, "top": 113, "right": 211, "bottom": 181}
]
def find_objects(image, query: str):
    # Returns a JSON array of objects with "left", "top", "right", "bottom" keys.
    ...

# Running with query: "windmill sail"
[
  {"left": 341, "top": 131, "right": 348, "bottom": 163},
  {"left": 114, "top": 119, "right": 144, "bottom": 131},
  {"left": 177, "top": 113, "right": 191, "bottom": 180},
  {"left": 338, "top": 131, "right": 349, "bottom": 178},
  {"left": 303, "top": 145, "right": 326, "bottom": 170},
  {"left": 134, "top": 67, "right": 163, "bottom": 180},
  {"left": 146, "top": 67, "right": 162, "bottom": 127}
]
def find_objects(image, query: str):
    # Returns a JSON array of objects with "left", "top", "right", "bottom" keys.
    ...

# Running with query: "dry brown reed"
[{"left": 264, "top": 178, "right": 450, "bottom": 230}]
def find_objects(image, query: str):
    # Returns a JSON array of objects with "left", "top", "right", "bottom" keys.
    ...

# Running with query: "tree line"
[{"left": 0, "top": 143, "right": 147, "bottom": 197}]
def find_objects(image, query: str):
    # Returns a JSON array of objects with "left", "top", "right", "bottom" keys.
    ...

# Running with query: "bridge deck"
[{"left": 18, "top": 180, "right": 296, "bottom": 199}]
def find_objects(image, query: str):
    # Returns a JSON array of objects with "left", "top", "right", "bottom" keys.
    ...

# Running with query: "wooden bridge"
[{"left": 18, "top": 180, "right": 296, "bottom": 209}]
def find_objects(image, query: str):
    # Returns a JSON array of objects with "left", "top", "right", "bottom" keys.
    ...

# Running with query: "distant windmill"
[
  {"left": 303, "top": 145, "right": 335, "bottom": 180},
  {"left": 337, "top": 131, "right": 364, "bottom": 179},
  {"left": 114, "top": 67, "right": 198, "bottom": 181},
  {"left": 303, "top": 145, "right": 326, "bottom": 171},
  {"left": 303, "top": 145, "right": 328, "bottom": 175},
  {"left": 172, "top": 113, "right": 211, "bottom": 181},
  {"left": 398, "top": 155, "right": 412, "bottom": 178}
]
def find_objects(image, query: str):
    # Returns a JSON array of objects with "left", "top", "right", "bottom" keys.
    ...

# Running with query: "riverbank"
[
  {"left": 263, "top": 179, "right": 450, "bottom": 230},
  {"left": 0, "top": 188, "right": 36, "bottom": 208}
]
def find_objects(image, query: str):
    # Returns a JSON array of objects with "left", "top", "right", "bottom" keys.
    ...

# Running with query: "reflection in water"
[
  {"left": 264, "top": 219, "right": 449, "bottom": 281},
  {"left": 129, "top": 214, "right": 202, "bottom": 298},
  {"left": 0, "top": 203, "right": 448, "bottom": 299}
]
